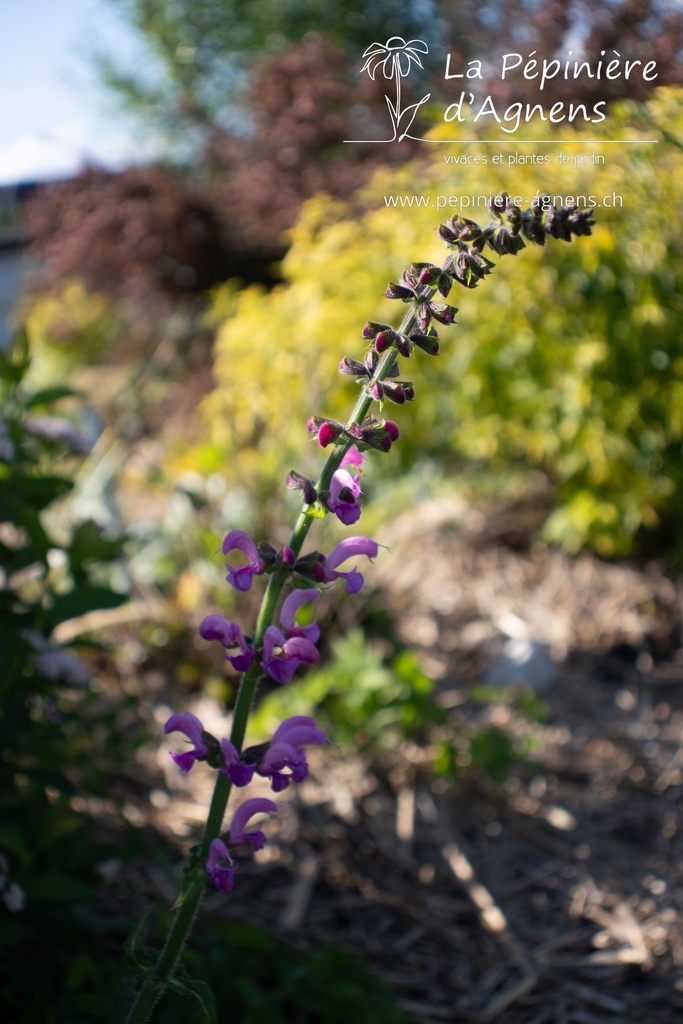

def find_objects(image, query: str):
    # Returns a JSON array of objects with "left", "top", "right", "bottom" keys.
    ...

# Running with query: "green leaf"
[
  {"left": 69, "top": 520, "right": 124, "bottom": 576},
  {"left": 168, "top": 975, "right": 217, "bottom": 1024},
  {"left": 25, "top": 385, "right": 81, "bottom": 408},
  {"left": 123, "top": 908, "right": 156, "bottom": 971},
  {"left": 10, "top": 473, "right": 74, "bottom": 511}
]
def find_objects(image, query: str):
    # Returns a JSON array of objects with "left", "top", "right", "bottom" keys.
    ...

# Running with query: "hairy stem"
[{"left": 125, "top": 292, "right": 426, "bottom": 1024}]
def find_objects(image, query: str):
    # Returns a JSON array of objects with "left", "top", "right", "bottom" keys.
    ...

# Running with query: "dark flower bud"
[
  {"left": 280, "top": 546, "right": 295, "bottom": 566},
  {"left": 375, "top": 329, "right": 397, "bottom": 353},
  {"left": 437, "top": 272, "right": 453, "bottom": 297},
  {"left": 286, "top": 469, "right": 307, "bottom": 489},
  {"left": 294, "top": 550, "right": 326, "bottom": 582},
  {"left": 358, "top": 417, "right": 400, "bottom": 452},
  {"left": 458, "top": 220, "right": 483, "bottom": 245},
  {"left": 521, "top": 217, "right": 546, "bottom": 245},
  {"left": 339, "top": 355, "right": 368, "bottom": 377},
  {"left": 370, "top": 381, "right": 384, "bottom": 401},
  {"left": 258, "top": 542, "right": 278, "bottom": 566},
  {"left": 362, "top": 320, "right": 391, "bottom": 339},
  {"left": 568, "top": 206, "right": 595, "bottom": 236},
  {"left": 318, "top": 423, "right": 337, "bottom": 447},
  {"left": 416, "top": 302, "right": 432, "bottom": 330},
  {"left": 382, "top": 382, "right": 406, "bottom": 404},
  {"left": 401, "top": 267, "right": 421, "bottom": 290},
  {"left": 429, "top": 301, "right": 457, "bottom": 324},
  {"left": 504, "top": 197, "right": 522, "bottom": 231},
  {"left": 409, "top": 330, "right": 440, "bottom": 356},
  {"left": 308, "top": 416, "right": 345, "bottom": 448},
  {"left": 364, "top": 349, "right": 379, "bottom": 374},
  {"left": 395, "top": 334, "right": 412, "bottom": 358},
  {"left": 438, "top": 222, "right": 458, "bottom": 245},
  {"left": 385, "top": 281, "right": 415, "bottom": 301},
  {"left": 488, "top": 193, "right": 508, "bottom": 219},
  {"left": 384, "top": 381, "right": 414, "bottom": 404},
  {"left": 453, "top": 250, "right": 492, "bottom": 287},
  {"left": 286, "top": 470, "right": 318, "bottom": 504},
  {"left": 416, "top": 262, "right": 442, "bottom": 287},
  {"left": 487, "top": 225, "right": 526, "bottom": 256},
  {"left": 385, "top": 354, "right": 401, "bottom": 377}
]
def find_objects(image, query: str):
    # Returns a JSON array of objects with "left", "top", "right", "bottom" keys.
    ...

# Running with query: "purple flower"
[
  {"left": 164, "top": 712, "right": 210, "bottom": 774},
  {"left": 228, "top": 797, "right": 278, "bottom": 851},
  {"left": 207, "top": 838, "right": 236, "bottom": 892},
  {"left": 327, "top": 468, "right": 362, "bottom": 525},
  {"left": 340, "top": 446, "right": 365, "bottom": 469},
  {"left": 257, "top": 716, "right": 327, "bottom": 792},
  {"left": 322, "top": 536, "right": 380, "bottom": 594},
  {"left": 261, "top": 589, "right": 321, "bottom": 682},
  {"left": 325, "top": 449, "right": 366, "bottom": 526},
  {"left": 279, "top": 588, "right": 321, "bottom": 644},
  {"left": 262, "top": 626, "right": 319, "bottom": 683},
  {"left": 206, "top": 799, "right": 278, "bottom": 891},
  {"left": 199, "top": 614, "right": 255, "bottom": 672},
  {"left": 220, "top": 739, "right": 256, "bottom": 786},
  {"left": 222, "top": 530, "right": 266, "bottom": 592}
]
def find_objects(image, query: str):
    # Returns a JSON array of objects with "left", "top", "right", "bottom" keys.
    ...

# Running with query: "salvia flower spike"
[{"left": 125, "top": 199, "right": 594, "bottom": 1024}]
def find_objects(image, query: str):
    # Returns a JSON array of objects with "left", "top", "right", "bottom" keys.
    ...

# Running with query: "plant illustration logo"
[{"left": 347, "top": 36, "right": 430, "bottom": 143}]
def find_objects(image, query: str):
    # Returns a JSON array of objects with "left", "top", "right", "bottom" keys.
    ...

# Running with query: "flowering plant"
[{"left": 123, "top": 193, "right": 594, "bottom": 1022}]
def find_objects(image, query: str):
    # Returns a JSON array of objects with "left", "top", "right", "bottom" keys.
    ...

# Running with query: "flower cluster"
[
  {"left": 165, "top": 712, "right": 327, "bottom": 889},
  {"left": 438, "top": 192, "right": 596, "bottom": 279},
  {"left": 202, "top": 532, "right": 379, "bottom": 685},
  {"left": 206, "top": 797, "right": 278, "bottom": 892},
  {"left": 287, "top": 445, "right": 366, "bottom": 525}
]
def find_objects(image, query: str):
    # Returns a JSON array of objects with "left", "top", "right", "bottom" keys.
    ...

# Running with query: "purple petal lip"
[
  {"left": 222, "top": 530, "right": 265, "bottom": 591},
  {"left": 229, "top": 797, "right": 277, "bottom": 845},
  {"left": 259, "top": 742, "right": 308, "bottom": 784},
  {"left": 221, "top": 529, "right": 262, "bottom": 562},
  {"left": 325, "top": 536, "right": 379, "bottom": 570},
  {"left": 169, "top": 750, "right": 201, "bottom": 774},
  {"left": 271, "top": 716, "right": 327, "bottom": 749},
  {"left": 164, "top": 712, "right": 208, "bottom": 755},
  {"left": 220, "top": 739, "right": 256, "bottom": 787},
  {"left": 332, "top": 502, "right": 362, "bottom": 527},
  {"left": 226, "top": 565, "right": 257, "bottom": 592},
  {"left": 279, "top": 589, "right": 320, "bottom": 630},
  {"left": 207, "top": 838, "right": 236, "bottom": 892},
  {"left": 262, "top": 626, "right": 319, "bottom": 682},
  {"left": 340, "top": 445, "right": 365, "bottom": 468},
  {"left": 282, "top": 636, "right": 319, "bottom": 663},
  {"left": 199, "top": 614, "right": 234, "bottom": 644}
]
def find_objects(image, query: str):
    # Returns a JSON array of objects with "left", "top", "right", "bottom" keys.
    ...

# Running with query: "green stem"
[{"left": 125, "top": 290, "right": 430, "bottom": 1024}]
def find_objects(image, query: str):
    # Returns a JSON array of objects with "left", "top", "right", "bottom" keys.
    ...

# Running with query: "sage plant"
[{"left": 123, "top": 194, "right": 594, "bottom": 1022}]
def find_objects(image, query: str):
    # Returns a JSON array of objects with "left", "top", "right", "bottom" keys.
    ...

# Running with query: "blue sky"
[{"left": 0, "top": 0, "right": 156, "bottom": 184}]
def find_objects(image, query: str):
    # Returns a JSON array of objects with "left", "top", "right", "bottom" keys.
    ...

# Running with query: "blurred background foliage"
[
  {"left": 193, "top": 90, "right": 683, "bottom": 560},
  {"left": 4, "top": 0, "right": 683, "bottom": 1017}
]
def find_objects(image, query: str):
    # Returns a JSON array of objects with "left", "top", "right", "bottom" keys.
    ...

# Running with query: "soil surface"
[{"left": 127, "top": 496, "right": 683, "bottom": 1023}]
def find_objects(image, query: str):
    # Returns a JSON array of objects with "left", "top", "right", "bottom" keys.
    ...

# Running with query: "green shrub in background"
[
  {"left": 194, "top": 89, "right": 683, "bottom": 559},
  {"left": 0, "top": 330, "right": 138, "bottom": 1022}
]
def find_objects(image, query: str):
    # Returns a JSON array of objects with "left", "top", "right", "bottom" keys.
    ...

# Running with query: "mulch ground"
[{"left": 125, "top": 495, "right": 683, "bottom": 1023}]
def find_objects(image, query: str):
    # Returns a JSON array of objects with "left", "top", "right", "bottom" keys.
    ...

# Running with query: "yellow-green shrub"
[{"left": 197, "top": 89, "right": 683, "bottom": 558}]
